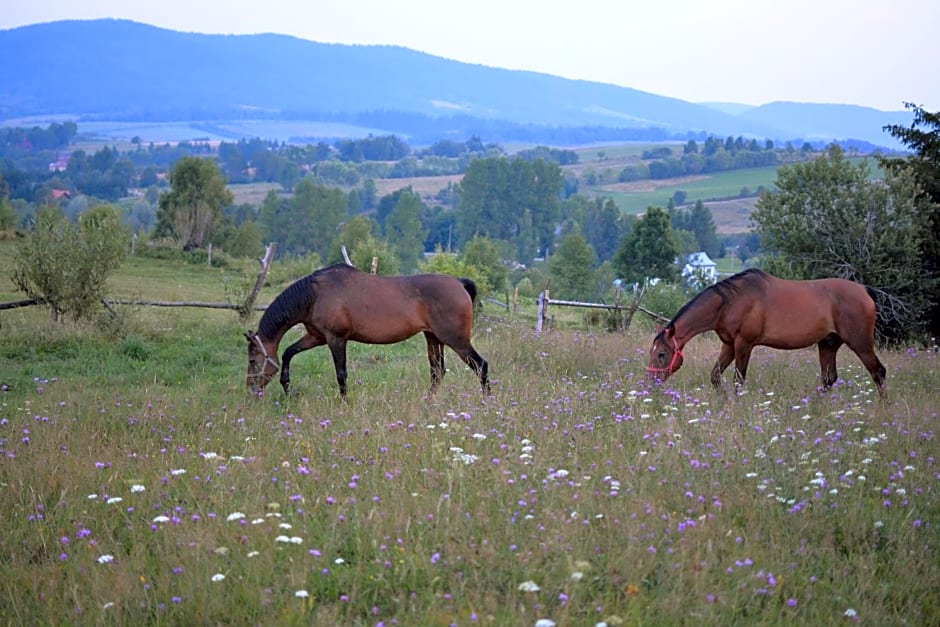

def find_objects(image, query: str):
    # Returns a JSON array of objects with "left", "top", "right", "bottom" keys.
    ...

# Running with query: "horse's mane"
[
  {"left": 664, "top": 268, "right": 770, "bottom": 332},
  {"left": 257, "top": 264, "right": 357, "bottom": 337}
]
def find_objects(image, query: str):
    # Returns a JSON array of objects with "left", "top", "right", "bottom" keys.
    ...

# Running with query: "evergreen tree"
[
  {"left": 612, "top": 207, "right": 680, "bottom": 285},
  {"left": 689, "top": 200, "right": 719, "bottom": 257},
  {"left": 880, "top": 103, "right": 940, "bottom": 338}
]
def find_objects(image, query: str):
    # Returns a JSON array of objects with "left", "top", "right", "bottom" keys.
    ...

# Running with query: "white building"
[{"left": 682, "top": 252, "right": 718, "bottom": 285}]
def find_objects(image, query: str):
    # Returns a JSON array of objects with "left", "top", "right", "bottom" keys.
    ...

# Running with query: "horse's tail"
[{"left": 459, "top": 278, "right": 478, "bottom": 304}]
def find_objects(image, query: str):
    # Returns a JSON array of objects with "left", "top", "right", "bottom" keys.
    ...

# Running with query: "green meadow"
[{"left": 1, "top": 243, "right": 937, "bottom": 626}]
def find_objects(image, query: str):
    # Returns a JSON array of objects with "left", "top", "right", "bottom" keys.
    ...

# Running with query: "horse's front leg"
[
  {"left": 326, "top": 337, "right": 349, "bottom": 398},
  {"left": 280, "top": 333, "right": 325, "bottom": 394},
  {"left": 711, "top": 342, "right": 735, "bottom": 387}
]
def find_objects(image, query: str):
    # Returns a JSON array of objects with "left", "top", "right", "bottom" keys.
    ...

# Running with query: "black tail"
[{"left": 459, "top": 278, "right": 477, "bottom": 304}]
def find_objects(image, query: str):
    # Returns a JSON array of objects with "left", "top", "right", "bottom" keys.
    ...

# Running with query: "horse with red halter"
[
  {"left": 646, "top": 269, "right": 886, "bottom": 397},
  {"left": 246, "top": 264, "right": 490, "bottom": 398}
]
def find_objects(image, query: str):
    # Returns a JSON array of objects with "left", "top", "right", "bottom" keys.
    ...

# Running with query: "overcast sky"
[{"left": 3, "top": 0, "right": 937, "bottom": 112}]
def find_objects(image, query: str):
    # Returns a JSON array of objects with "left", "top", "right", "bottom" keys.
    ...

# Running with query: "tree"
[
  {"left": 155, "top": 156, "right": 233, "bottom": 249},
  {"left": 285, "top": 179, "right": 348, "bottom": 259},
  {"left": 230, "top": 221, "right": 264, "bottom": 258},
  {"left": 327, "top": 215, "right": 400, "bottom": 275},
  {"left": 0, "top": 174, "right": 15, "bottom": 231},
  {"left": 548, "top": 226, "right": 597, "bottom": 300},
  {"left": 580, "top": 197, "right": 626, "bottom": 262},
  {"left": 461, "top": 235, "right": 507, "bottom": 296},
  {"left": 612, "top": 206, "right": 680, "bottom": 285},
  {"left": 456, "top": 156, "right": 562, "bottom": 263},
  {"left": 689, "top": 200, "right": 719, "bottom": 257},
  {"left": 751, "top": 144, "right": 933, "bottom": 340},
  {"left": 13, "top": 204, "right": 127, "bottom": 321},
  {"left": 385, "top": 188, "right": 428, "bottom": 272},
  {"left": 880, "top": 103, "right": 940, "bottom": 338}
]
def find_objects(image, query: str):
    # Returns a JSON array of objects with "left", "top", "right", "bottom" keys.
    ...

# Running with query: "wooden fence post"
[{"left": 240, "top": 242, "right": 276, "bottom": 322}]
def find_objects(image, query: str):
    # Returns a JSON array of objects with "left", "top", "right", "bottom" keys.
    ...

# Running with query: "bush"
[{"left": 13, "top": 205, "right": 128, "bottom": 321}]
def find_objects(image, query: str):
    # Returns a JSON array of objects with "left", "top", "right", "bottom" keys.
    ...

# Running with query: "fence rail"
[{"left": 535, "top": 290, "right": 667, "bottom": 332}]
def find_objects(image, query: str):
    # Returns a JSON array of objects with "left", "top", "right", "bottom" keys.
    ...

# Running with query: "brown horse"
[
  {"left": 245, "top": 263, "right": 489, "bottom": 398},
  {"left": 647, "top": 269, "right": 887, "bottom": 397}
]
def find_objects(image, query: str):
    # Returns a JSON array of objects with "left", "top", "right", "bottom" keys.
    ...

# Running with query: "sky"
[{"left": 3, "top": 0, "right": 938, "bottom": 112}]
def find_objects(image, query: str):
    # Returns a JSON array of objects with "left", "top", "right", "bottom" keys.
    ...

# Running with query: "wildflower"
[
  {"left": 226, "top": 512, "right": 246, "bottom": 522},
  {"left": 106, "top": 497, "right": 123, "bottom": 505},
  {"left": 518, "top": 580, "right": 540, "bottom": 592},
  {"left": 130, "top": 484, "right": 146, "bottom": 493},
  {"left": 211, "top": 573, "right": 225, "bottom": 582},
  {"left": 295, "top": 590, "right": 309, "bottom": 598},
  {"left": 97, "top": 554, "right": 114, "bottom": 564},
  {"left": 535, "top": 620, "right": 556, "bottom": 627},
  {"left": 844, "top": 608, "right": 857, "bottom": 618}
]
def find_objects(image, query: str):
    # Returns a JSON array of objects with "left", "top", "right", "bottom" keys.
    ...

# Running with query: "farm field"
[{"left": 1, "top": 245, "right": 937, "bottom": 625}]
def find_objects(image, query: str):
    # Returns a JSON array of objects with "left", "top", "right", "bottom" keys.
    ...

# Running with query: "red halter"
[{"left": 647, "top": 337, "right": 683, "bottom": 376}]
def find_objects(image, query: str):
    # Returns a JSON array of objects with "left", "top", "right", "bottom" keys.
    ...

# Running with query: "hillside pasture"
[{"left": 1, "top": 249, "right": 937, "bottom": 625}]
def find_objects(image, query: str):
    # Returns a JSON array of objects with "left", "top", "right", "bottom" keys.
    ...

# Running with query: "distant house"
[
  {"left": 50, "top": 188, "right": 72, "bottom": 201},
  {"left": 682, "top": 252, "right": 718, "bottom": 285},
  {"left": 48, "top": 153, "right": 70, "bottom": 172}
]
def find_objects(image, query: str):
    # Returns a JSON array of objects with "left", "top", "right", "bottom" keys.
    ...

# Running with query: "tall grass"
[{"left": 0, "top": 258, "right": 937, "bottom": 626}]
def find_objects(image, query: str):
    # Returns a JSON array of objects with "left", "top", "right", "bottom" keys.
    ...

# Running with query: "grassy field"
[
  {"left": 1, "top": 245, "right": 938, "bottom": 626},
  {"left": 599, "top": 167, "right": 778, "bottom": 215}
]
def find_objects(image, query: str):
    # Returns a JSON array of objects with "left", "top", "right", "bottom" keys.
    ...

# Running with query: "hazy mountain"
[{"left": 0, "top": 19, "right": 912, "bottom": 148}]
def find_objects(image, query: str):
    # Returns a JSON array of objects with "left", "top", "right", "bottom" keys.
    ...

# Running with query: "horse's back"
[
  {"left": 741, "top": 274, "right": 874, "bottom": 348},
  {"left": 310, "top": 268, "right": 474, "bottom": 343}
]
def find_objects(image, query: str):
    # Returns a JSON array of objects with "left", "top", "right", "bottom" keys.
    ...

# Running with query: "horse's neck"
[
  {"left": 673, "top": 292, "right": 722, "bottom": 346},
  {"left": 258, "top": 303, "right": 305, "bottom": 347}
]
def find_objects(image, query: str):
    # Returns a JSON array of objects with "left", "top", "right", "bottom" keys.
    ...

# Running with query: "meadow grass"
[{"left": 0, "top": 255, "right": 938, "bottom": 626}]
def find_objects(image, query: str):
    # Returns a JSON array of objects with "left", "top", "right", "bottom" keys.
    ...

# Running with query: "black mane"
[
  {"left": 663, "top": 268, "right": 769, "bottom": 333},
  {"left": 258, "top": 264, "right": 361, "bottom": 337}
]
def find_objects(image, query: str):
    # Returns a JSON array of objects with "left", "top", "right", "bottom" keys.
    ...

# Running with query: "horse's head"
[
  {"left": 245, "top": 331, "right": 279, "bottom": 394},
  {"left": 647, "top": 325, "right": 684, "bottom": 380}
]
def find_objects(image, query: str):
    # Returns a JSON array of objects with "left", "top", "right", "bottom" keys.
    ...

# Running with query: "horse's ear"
[
  {"left": 654, "top": 321, "right": 664, "bottom": 334},
  {"left": 244, "top": 331, "right": 254, "bottom": 341},
  {"left": 663, "top": 323, "right": 675, "bottom": 338}
]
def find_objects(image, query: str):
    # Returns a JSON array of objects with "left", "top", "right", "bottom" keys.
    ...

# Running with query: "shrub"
[{"left": 12, "top": 205, "right": 128, "bottom": 321}]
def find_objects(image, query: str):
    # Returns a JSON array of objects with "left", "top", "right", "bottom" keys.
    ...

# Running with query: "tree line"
[{"left": 4, "top": 106, "right": 938, "bottom": 342}]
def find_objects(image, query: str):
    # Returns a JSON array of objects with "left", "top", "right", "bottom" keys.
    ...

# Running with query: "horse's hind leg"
[
  {"left": 845, "top": 340, "right": 887, "bottom": 399},
  {"left": 451, "top": 343, "right": 490, "bottom": 395},
  {"left": 424, "top": 332, "right": 446, "bottom": 394},
  {"left": 326, "top": 337, "right": 349, "bottom": 398},
  {"left": 817, "top": 333, "right": 844, "bottom": 389}
]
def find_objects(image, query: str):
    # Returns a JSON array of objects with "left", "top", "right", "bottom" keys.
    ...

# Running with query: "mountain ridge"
[{"left": 0, "top": 19, "right": 911, "bottom": 148}]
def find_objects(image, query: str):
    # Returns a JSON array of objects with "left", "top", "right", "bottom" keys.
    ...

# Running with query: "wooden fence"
[{"left": 535, "top": 289, "right": 667, "bottom": 332}]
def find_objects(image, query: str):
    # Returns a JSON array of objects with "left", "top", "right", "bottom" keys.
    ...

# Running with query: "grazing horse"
[
  {"left": 245, "top": 263, "right": 490, "bottom": 398},
  {"left": 646, "top": 269, "right": 886, "bottom": 397}
]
